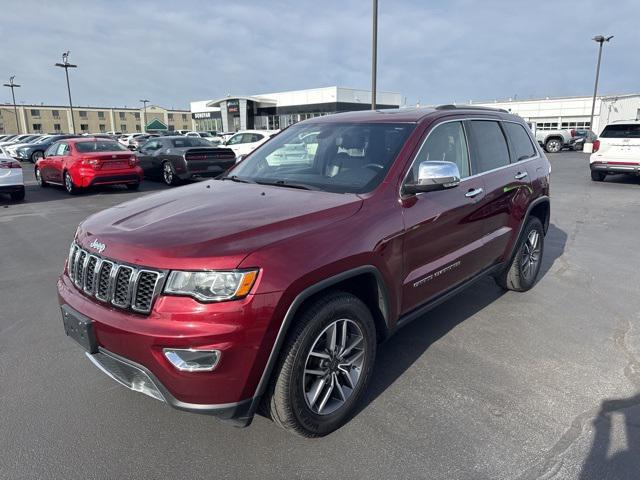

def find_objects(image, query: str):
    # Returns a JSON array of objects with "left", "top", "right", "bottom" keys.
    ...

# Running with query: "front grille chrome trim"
[{"left": 67, "top": 242, "right": 166, "bottom": 315}]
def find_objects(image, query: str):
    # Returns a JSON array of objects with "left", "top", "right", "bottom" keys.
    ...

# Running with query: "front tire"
[
  {"left": 266, "top": 292, "right": 377, "bottom": 437},
  {"left": 64, "top": 172, "right": 79, "bottom": 195},
  {"left": 591, "top": 170, "right": 606, "bottom": 182},
  {"left": 31, "top": 151, "right": 43, "bottom": 163},
  {"left": 35, "top": 167, "right": 48, "bottom": 187},
  {"left": 544, "top": 138, "right": 562, "bottom": 153},
  {"left": 496, "top": 217, "right": 544, "bottom": 292}
]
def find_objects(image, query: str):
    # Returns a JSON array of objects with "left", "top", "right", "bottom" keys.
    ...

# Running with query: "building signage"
[
  {"left": 192, "top": 111, "right": 214, "bottom": 119},
  {"left": 227, "top": 100, "right": 240, "bottom": 114}
]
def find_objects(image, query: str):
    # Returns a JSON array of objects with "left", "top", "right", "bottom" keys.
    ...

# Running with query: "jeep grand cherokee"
[{"left": 58, "top": 106, "right": 551, "bottom": 437}]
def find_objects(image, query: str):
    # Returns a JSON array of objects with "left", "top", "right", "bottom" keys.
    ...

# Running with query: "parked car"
[
  {"left": 224, "top": 129, "right": 279, "bottom": 158},
  {"left": 58, "top": 106, "right": 551, "bottom": 436},
  {"left": 533, "top": 126, "right": 577, "bottom": 153},
  {"left": 174, "top": 129, "right": 191, "bottom": 135},
  {"left": 0, "top": 146, "right": 25, "bottom": 201},
  {"left": 590, "top": 121, "right": 640, "bottom": 181},
  {"left": 118, "top": 133, "right": 147, "bottom": 148},
  {"left": 35, "top": 138, "right": 143, "bottom": 194},
  {"left": 0, "top": 134, "right": 40, "bottom": 148},
  {"left": 572, "top": 130, "right": 598, "bottom": 151},
  {"left": 136, "top": 136, "right": 236, "bottom": 185},
  {"left": 128, "top": 134, "right": 159, "bottom": 151},
  {"left": 5, "top": 135, "right": 48, "bottom": 157},
  {"left": 15, "top": 134, "right": 80, "bottom": 163}
]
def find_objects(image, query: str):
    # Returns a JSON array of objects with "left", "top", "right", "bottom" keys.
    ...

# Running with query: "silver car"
[{"left": 0, "top": 146, "right": 25, "bottom": 201}]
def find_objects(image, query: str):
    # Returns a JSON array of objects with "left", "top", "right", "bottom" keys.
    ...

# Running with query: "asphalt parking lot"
[{"left": 1, "top": 152, "right": 639, "bottom": 480}]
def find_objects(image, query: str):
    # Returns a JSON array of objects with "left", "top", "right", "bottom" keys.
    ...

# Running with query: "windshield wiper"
[
  {"left": 221, "top": 175, "right": 255, "bottom": 184},
  {"left": 255, "top": 179, "right": 320, "bottom": 191}
]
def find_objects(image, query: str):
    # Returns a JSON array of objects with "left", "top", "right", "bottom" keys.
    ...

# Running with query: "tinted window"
[
  {"left": 170, "top": 137, "right": 211, "bottom": 148},
  {"left": 600, "top": 124, "right": 640, "bottom": 138},
  {"left": 226, "top": 134, "right": 245, "bottom": 145},
  {"left": 469, "top": 121, "right": 510, "bottom": 173},
  {"left": 230, "top": 123, "right": 413, "bottom": 194},
  {"left": 504, "top": 122, "right": 536, "bottom": 161},
  {"left": 75, "top": 141, "right": 127, "bottom": 153},
  {"left": 409, "top": 121, "right": 470, "bottom": 181},
  {"left": 248, "top": 133, "right": 264, "bottom": 143}
]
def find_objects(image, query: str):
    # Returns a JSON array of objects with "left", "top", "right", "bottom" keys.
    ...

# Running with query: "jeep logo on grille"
[{"left": 89, "top": 239, "right": 106, "bottom": 254}]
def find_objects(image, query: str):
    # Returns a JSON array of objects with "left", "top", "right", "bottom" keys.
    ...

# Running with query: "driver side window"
[
  {"left": 56, "top": 143, "right": 69, "bottom": 156},
  {"left": 408, "top": 121, "right": 470, "bottom": 183}
]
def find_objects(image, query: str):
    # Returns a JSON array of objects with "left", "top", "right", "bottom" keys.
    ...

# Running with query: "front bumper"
[
  {"left": 590, "top": 162, "right": 640, "bottom": 175},
  {"left": 57, "top": 274, "right": 281, "bottom": 424}
]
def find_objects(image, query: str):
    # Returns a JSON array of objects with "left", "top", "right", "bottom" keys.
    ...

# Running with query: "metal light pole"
[
  {"left": 139, "top": 99, "right": 149, "bottom": 132},
  {"left": 3, "top": 76, "right": 21, "bottom": 134},
  {"left": 589, "top": 35, "right": 613, "bottom": 133},
  {"left": 371, "top": 0, "right": 378, "bottom": 110},
  {"left": 55, "top": 51, "right": 78, "bottom": 134}
]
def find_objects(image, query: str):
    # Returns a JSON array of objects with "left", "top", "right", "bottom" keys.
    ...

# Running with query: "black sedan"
[{"left": 136, "top": 136, "right": 236, "bottom": 185}]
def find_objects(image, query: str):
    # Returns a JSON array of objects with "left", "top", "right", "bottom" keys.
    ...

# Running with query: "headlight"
[{"left": 164, "top": 269, "right": 258, "bottom": 302}]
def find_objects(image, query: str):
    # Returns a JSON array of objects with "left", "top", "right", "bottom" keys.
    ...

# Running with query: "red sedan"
[{"left": 35, "top": 137, "right": 143, "bottom": 194}]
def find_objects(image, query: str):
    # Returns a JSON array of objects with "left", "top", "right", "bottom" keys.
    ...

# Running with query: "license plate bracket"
[{"left": 61, "top": 305, "right": 98, "bottom": 353}]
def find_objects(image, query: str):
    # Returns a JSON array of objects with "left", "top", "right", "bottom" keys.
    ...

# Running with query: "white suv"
[
  {"left": 590, "top": 121, "right": 640, "bottom": 181},
  {"left": 224, "top": 130, "right": 279, "bottom": 159},
  {"left": 0, "top": 146, "right": 25, "bottom": 201}
]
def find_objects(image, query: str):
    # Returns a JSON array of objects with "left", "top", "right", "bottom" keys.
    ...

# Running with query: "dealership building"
[
  {"left": 190, "top": 86, "right": 402, "bottom": 133},
  {"left": 471, "top": 93, "right": 640, "bottom": 134}
]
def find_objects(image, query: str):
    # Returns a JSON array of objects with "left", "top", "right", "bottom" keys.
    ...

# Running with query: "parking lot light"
[
  {"left": 55, "top": 51, "right": 78, "bottom": 134},
  {"left": 589, "top": 35, "right": 614, "bottom": 134},
  {"left": 2, "top": 76, "right": 21, "bottom": 134},
  {"left": 140, "top": 99, "right": 149, "bottom": 133}
]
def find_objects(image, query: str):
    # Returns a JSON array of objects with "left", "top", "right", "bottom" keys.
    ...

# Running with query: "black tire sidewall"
[
  {"left": 285, "top": 295, "right": 376, "bottom": 436},
  {"left": 515, "top": 217, "right": 545, "bottom": 290}
]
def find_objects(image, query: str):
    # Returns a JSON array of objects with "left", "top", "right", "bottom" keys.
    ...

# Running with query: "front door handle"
[
  {"left": 465, "top": 188, "right": 483, "bottom": 198},
  {"left": 514, "top": 171, "right": 528, "bottom": 180}
]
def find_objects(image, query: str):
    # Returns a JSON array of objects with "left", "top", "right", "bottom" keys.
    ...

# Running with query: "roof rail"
[{"left": 435, "top": 104, "right": 510, "bottom": 113}]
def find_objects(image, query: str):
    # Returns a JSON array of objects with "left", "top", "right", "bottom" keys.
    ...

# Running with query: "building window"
[
  {"left": 98, "top": 111, "right": 105, "bottom": 119},
  {"left": 119, "top": 112, "right": 126, "bottom": 120},
  {"left": 168, "top": 125, "right": 175, "bottom": 131},
  {"left": 53, "top": 123, "right": 61, "bottom": 132},
  {"left": 32, "top": 123, "right": 42, "bottom": 132},
  {"left": 135, "top": 124, "right": 141, "bottom": 132},
  {"left": 99, "top": 124, "right": 106, "bottom": 132},
  {"left": 182, "top": 114, "right": 187, "bottom": 121},
  {"left": 134, "top": 112, "right": 140, "bottom": 119},
  {"left": 30, "top": 109, "right": 40, "bottom": 117},
  {"left": 52, "top": 110, "right": 60, "bottom": 118},
  {"left": 168, "top": 113, "right": 174, "bottom": 121},
  {"left": 182, "top": 125, "right": 188, "bottom": 130},
  {"left": 79, "top": 111, "right": 87, "bottom": 118},
  {"left": 80, "top": 124, "right": 89, "bottom": 131},
  {"left": 120, "top": 123, "right": 127, "bottom": 132}
]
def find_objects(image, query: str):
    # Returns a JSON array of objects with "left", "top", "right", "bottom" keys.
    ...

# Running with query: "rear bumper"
[
  {"left": 0, "top": 184, "right": 24, "bottom": 193},
  {"left": 75, "top": 166, "right": 144, "bottom": 187},
  {"left": 590, "top": 162, "right": 640, "bottom": 175}
]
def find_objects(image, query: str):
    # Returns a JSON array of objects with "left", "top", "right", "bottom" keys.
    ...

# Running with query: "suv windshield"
[
  {"left": 228, "top": 122, "right": 414, "bottom": 194},
  {"left": 75, "top": 141, "right": 128, "bottom": 152},
  {"left": 600, "top": 124, "right": 640, "bottom": 138}
]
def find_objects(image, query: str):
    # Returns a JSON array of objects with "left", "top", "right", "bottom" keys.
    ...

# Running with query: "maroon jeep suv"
[{"left": 58, "top": 106, "right": 550, "bottom": 437}]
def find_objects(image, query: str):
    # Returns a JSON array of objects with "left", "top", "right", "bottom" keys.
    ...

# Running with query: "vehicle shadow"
[
  {"left": 356, "top": 222, "right": 568, "bottom": 416},
  {"left": 601, "top": 174, "right": 640, "bottom": 186},
  {"left": 578, "top": 394, "right": 640, "bottom": 480}
]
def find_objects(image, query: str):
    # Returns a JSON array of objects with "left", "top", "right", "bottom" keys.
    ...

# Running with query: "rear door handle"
[
  {"left": 514, "top": 171, "right": 528, "bottom": 180},
  {"left": 465, "top": 188, "right": 483, "bottom": 198}
]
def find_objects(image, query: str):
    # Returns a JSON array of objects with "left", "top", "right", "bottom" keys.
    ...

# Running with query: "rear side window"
[
  {"left": 600, "top": 124, "right": 640, "bottom": 138},
  {"left": 409, "top": 121, "right": 470, "bottom": 180},
  {"left": 468, "top": 121, "right": 510, "bottom": 174},
  {"left": 504, "top": 122, "right": 536, "bottom": 161}
]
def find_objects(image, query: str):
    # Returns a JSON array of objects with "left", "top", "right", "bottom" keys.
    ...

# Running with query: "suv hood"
[{"left": 77, "top": 180, "right": 363, "bottom": 270}]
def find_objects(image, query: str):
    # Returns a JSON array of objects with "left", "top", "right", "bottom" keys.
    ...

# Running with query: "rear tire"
[
  {"left": 265, "top": 292, "right": 377, "bottom": 437},
  {"left": 544, "top": 138, "right": 562, "bottom": 153},
  {"left": 35, "top": 167, "right": 48, "bottom": 187},
  {"left": 162, "top": 161, "right": 178, "bottom": 186},
  {"left": 10, "top": 187, "right": 25, "bottom": 201},
  {"left": 591, "top": 171, "right": 606, "bottom": 182},
  {"left": 64, "top": 172, "right": 79, "bottom": 195},
  {"left": 30, "top": 151, "right": 43, "bottom": 163},
  {"left": 496, "top": 217, "right": 544, "bottom": 292}
]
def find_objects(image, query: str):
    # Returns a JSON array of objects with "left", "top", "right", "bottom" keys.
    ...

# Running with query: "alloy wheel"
[
  {"left": 65, "top": 173, "right": 73, "bottom": 193},
  {"left": 303, "top": 318, "right": 365, "bottom": 415},
  {"left": 521, "top": 229, "right": 541, "bottom": 281},
  {"left": 35, "top": 168, "right": 42, "bottom": 185},
  {"left": 163, "top": 163, "right": 173, "bottom": 185},
  {"left": 547, "top": 140, "right": 561, "bottom": 153}
]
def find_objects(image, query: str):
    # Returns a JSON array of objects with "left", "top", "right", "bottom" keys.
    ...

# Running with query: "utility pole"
[
  {"left": 3, "top": 76, "right": 21, "bottom": 134},
  {"left": 139, "top": 99, "right": 149, "bottom": 133},
  {"left": 55, "top": 51, "right": 77, "bottom": 134},
  {"left": 371, "top": 0, "right": 378, "bottom": 110},
  {"left": 589, "top": 35, "right": 613, "bottom": 133}
]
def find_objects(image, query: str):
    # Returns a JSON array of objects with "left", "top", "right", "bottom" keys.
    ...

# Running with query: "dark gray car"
[{"left": 136, "top": 136, "right": 236, "bottom": 185}]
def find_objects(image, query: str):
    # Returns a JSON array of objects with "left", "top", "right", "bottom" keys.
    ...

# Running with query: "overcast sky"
[{"left": 0, "top": 0, "right": 637, "bottom": 109}]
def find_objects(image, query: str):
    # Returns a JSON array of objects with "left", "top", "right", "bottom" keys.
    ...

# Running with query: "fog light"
[{"left": 163, "top": 348, "right": 220, "bottom": 372}]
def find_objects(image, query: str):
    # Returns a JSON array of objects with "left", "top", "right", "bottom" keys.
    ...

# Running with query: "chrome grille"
[{"left": 67, "top": 243, "right": 165, "bottom": 314}]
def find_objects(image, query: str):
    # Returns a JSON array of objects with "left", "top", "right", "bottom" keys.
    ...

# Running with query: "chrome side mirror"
[{"left": 404, "top": 161, "right": 461, "bottom": 194}]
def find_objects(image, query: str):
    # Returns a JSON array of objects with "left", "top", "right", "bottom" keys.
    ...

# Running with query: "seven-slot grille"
[{"left": 67, "top": 243, "right": 165, "bottom": 314}]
